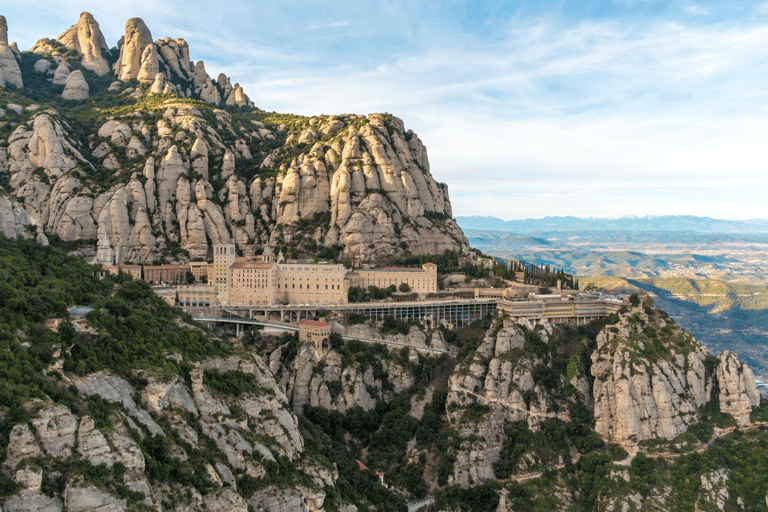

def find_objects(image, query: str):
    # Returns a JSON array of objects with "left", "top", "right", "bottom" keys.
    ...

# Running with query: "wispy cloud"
[
  {"left": 307, "top": 20, "right": 353, "bottom": 30},
  {"left": 685, "top": 4, "right": 709, "bottom": 15},
  {"left": 5, "top": 1, "right": 768, "bottom": 219}
]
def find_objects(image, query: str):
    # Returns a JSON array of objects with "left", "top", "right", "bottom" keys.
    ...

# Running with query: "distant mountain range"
[{"left": 456, "top": 215, "right": 768, "bottom": 233}]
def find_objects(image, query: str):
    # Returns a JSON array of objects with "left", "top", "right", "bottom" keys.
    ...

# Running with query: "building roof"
[
  {"left": 422, "top": 262, "right": 438, "bottom": 267},
  {"left": 300, "top": 320, "right": 330, "bottom": 327},
  {"left": 230, "top": 261, "right": 274, "bottom": 269},
  {"left": 360, "top": 267, "right": 425, "bottom": 272}
]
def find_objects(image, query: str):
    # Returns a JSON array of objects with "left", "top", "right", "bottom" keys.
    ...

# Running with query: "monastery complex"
[{"left": 95, "top": 239, "right": 437, "bottom": 307}]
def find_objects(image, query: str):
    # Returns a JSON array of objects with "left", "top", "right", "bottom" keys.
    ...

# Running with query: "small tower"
[{"left": 263, "top": 245, "right": 273, "bottom": 263}]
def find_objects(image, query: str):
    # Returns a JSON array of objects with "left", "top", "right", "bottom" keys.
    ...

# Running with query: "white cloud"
[
  {"left": 685, "top": 4, "right": 709, "bottom": 15},
  {"left": 4, "top": 2, "right": 768, "bottom": 220},
  {"left": 307, "top": 20, "right": 353, "bottom": 29}
]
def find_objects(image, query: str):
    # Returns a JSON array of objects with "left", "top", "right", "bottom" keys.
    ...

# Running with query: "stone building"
[
  {"left": 299, "top": 319, "right": 331, "bottom": 357},
  {"left": 177, "top": 284, "right": 217, "bottom": 307},
  {"left": 104, "top": 264, "right": 142, "bottom": 280},
  {"left": 275, "top": 262, "right": 347, "bottom": 305},
  {"left": 213, "top": 243, "right": 236, "bottom": 303},
  {"left": 346, "top": 263, "right": 438, "bottom": 295},
  {"left": 143, "top": 265, "right": 187, "bottom": 284},
  {"left": 188, "top": 261, "right": 210, "bottom": 281},
  {"left": 200, "top": 243, "right": 438, "bottom": 307},
  {"left": 228, "top": 261, "right": 276, "bottom": 306}
]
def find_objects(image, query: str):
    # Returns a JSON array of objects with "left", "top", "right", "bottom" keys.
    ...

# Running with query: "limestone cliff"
[
  {"left": 0, "top": 13, "right": 468, "bottom": 263},
  {"left": 591, "top": 308, "right": 760, "bottom": 448}
]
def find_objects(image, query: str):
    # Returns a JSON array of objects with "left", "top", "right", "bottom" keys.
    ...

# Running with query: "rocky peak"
[
  {"left": 115, "top": 17, "right": 153, "bottom": 81},
  {"left": 0, "top": 15, "right": 22, "bottom": 88},
  {"left": 0, "top": 15, "right": 7, "bottom": 45},
  {"left": 56, "top": 12, "right": 110, "bottom": 76}
]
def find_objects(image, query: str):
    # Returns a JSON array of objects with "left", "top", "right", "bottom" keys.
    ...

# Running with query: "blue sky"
[{"left": 3, "top": 1, "right": 768, "bottom": 220}]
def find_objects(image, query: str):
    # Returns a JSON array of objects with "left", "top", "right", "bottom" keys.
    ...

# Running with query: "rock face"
[
  {"left": 30, "top": 404, "right": 79, "bottom": 459},
  {"left": 590, "top": 310, "right": 711, "bottom": 448},
  {"left": 0, "top": 194, "right": 38, "bottom": 239},
  {"left": 61, "top": 70, "right": 89, "bottom": 100},
  {"left": 444, "top": 319, "right": 567, "bottom": 487},
  {"left": 115, "top": 17, "right": 153, "bottom": 81},
  {"left": 56, "top": 12, "right": 110, "bottom": 75},
  {"left": 590, "top": 309, "right": 763, "bottom": 449},
  {"left": 716, "top": 350, "right": 761, "bottom": 426},
  {"left": 0, "top": 15, "right": 23, "bottom": 88}
]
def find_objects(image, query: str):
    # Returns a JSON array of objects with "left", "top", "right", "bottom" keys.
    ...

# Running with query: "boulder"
[
  {"left": 52, "top": 62, "right": 70, "bottom": 85},
  {"left": 62, "top": 70, "right": 89, "bottom": 100}
]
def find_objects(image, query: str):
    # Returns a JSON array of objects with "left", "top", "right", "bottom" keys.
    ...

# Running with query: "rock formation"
[
  {"left": 56, "top": 12, "right": 110, "bottom": 75},
  {"left": 716, "top": 350, "right": 761, "bottom": 426},
  {"left": 61, "top": 70, "right": 89, "bottom": 100},
  {"left": 0, "top": 15, "right": 23, "bottom": 88},
  {"left": 114, "top": 17, "right": 153, "bottom": 81}
]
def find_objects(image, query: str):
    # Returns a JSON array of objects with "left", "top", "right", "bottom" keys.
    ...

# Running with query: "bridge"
[{"left": 216, "top": 298, "right": 498, "bottom": 327}]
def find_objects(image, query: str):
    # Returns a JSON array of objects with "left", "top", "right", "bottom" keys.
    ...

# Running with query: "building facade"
[
  {"left": 299, "top": 319, "right": 331, "bottom": 357},
  {"left": 213, "top": 243, "right": 237, "bottom": 304},
  {"left": 275, "top": 263, "right": 347, "bottom": 305},
  {"left": 228, "top": 261, "right": 277, "bottom": 306},
  {"left": 177, "top": 284, "right": 217, "bottom": 307},
  {"left": 346, "top": 263, "right": 438, "bottom": 295},
  {"left": 188, "top": 261, "right": 210, "bottom": 281},
  {"left": 144, "top": 265, "right": 187, "bottom": 284}
]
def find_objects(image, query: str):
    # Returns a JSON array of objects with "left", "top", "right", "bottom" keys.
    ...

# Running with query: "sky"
[{"left": 3, "top": 1, "right": 768, "bottom": 220}]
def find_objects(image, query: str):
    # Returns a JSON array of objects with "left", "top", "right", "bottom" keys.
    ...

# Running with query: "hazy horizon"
[{"left": 3, "top": 1, "right": 767, "bottom": 220}]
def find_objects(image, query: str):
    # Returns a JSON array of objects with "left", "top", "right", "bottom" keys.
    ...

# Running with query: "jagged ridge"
[{"left": 0, "top": 13, "right": 468, "bottom": 263}]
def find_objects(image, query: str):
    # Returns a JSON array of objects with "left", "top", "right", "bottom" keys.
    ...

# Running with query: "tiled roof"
[{"left": 300, "top": 320, "right": 330, "bottom": 327}]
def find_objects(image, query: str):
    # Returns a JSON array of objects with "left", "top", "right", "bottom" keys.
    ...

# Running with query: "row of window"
[{"left": 276, "top": 284, "right": 338, "bottom": 289}]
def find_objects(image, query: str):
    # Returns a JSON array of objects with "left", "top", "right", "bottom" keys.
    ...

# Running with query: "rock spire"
[
  {"left": 0, "top": 15, "right": 23, "bottom": 88},
  {"left": 56, "top": 12, "right": 110, "bottom": 76},
  {"left": 115, "top": 17, "right": 153, "bottom": 81}
]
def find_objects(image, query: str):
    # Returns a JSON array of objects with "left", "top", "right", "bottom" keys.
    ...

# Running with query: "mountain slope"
[{"left": 0, "top": 13, "right": 468, "bottom": 263}]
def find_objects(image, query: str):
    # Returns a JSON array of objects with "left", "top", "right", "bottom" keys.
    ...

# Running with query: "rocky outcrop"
[
  {"left": 62, "top": 70, "right": 89, "bottom": 100},
  {"left": 52, "top": 62, "right": 70, "bottom": 85},
  {"left": 56, "top": 12, "right": 110, "bottom": 75},
  {"left": 591, "top": 311, "right": 710, "bottom": 448},
  {"left": 114, "top": 18, "right": 153, "bottom": 81},
  {"left": 591, "top": 310, "right": 762, "bottom": 449},
  {"left": 0, "top": 194, "right": 39, "bottom": 240},
  {"left": 2, "top": 492, "right": 63, "bottom": 512},
  {"left": 0, "top": 15, "right": 23, "bottom": 88},
  {"left": 64, "top": 483, "right": 126, "bottom": 512},
  {"left": 30, "top": 404, "right": 78, "bottom": 459},
  {"left": 716, "top": 350, "right": 761, "bottom": 426},
  {"left": 2, "top": 424, "right": 42, "bottom": 470},
  {"left": 444, "top": 320, "right": 564, "bottom": 487},
  {"left": 76, "top": 416, "right": 114, "bottom": 467}
]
